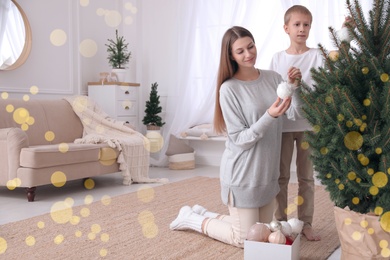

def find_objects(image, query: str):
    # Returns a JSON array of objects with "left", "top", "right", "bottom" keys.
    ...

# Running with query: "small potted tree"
[
  {"left": 143, "top": 82, "right": 165, "bottom": 153},
  {"left": 105, "top": 30, "right": 131, "bottom": 82},
  {"left": 143, "top": 82, "right": 165, "bottom": 130}
]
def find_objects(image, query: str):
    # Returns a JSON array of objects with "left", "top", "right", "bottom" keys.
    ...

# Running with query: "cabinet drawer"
[
  {"left": 116, "top": 100, "right": 138, "bottom": 116},
  {"left": 116, "top": 86, "right": 138, "bottom": 100},
  {"left": 118, "top": 116, "right": 139, "bottom": 131}
]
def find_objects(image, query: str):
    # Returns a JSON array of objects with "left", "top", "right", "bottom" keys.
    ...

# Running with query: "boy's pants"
[{"left": 275, "top": 131, "right": 315, "bottom": 227}]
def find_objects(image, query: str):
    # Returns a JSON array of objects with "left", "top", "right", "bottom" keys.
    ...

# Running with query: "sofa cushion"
[
  {"left": 20, "top": 143, "right": 104, "bottom": 168},
  {"left": 0, "top": 99, "right": 83, "bottom": 146}
]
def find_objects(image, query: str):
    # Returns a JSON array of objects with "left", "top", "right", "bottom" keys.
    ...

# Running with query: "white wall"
[
  {"left": 0, "top": 0, "right": 375, "bottom": 167},
  {"left": 0, "top": 0, "right": 178, "bottom": 134},
  {"left": 0, "top": 0, "right": 140, "bottom": 99}
]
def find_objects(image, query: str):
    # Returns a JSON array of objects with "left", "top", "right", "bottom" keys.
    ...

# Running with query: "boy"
[
  {"left": 270, "top": 4, "right": 353, "bottom": 241},
  {"left": 269, "top": 5, "right": 323, "bottom": 241}
]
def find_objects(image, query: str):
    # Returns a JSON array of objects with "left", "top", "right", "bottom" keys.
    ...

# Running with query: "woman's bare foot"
[{"left": 302, "top": 226, "right": 321, "bottom": 241}]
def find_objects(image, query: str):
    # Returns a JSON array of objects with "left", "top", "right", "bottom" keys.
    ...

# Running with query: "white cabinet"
[{"left": 88, "top": 82, "right": 141, "bottom": 130}]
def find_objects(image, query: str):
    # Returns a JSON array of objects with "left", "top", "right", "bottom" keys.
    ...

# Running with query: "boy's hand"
[
  {"left": 287, "top": 67, "right": 302, "bottom": 87},
  {"left": 342, "top": 16, "right": 356, "bottom": 28}
]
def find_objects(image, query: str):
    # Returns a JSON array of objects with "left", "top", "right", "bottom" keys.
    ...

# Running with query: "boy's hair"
[{"left": 284, "top": 5, "right": 312, "bottom": 25}]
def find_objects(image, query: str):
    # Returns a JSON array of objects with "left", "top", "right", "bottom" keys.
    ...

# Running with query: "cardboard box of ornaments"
[{"left": 244, "top": 218, "right": 302, "bottom": 260}]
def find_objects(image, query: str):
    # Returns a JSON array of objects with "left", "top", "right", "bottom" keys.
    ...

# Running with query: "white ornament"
[
  {"left": 280, "top": 221, "right": 293, "bottom": 237},
  {"left": 277, "top": 82, "right": 294, "bottom": 99},
  {"left": 287, "top": 218, "right": 304, "bottom": 235},
  {"left": 269, "top": 220, "right": 282, "bottom": 232},
  {"left": 336, "top": 27, "right": 354, "bottom": 43}
]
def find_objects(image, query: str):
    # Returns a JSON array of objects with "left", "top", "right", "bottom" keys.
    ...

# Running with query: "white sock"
[
  {"left": 170, "top": 205, "right": 206, "bottom": 233},
  {"left": 192, "top": 204, "right": 219, "bottom": 218}
]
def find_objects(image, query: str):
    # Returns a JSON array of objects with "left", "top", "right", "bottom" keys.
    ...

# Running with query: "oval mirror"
[{"left": 0, "top": 0, "right": 32, "bottom": 71}]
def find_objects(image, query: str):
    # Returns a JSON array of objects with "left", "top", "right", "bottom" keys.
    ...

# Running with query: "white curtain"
[
  {"left": 0, "top": 0, "right": 25, "bottom": 69},
  {"left": 146, "top": 0, "right": 372, "bottom": 166},
  {"left": 0, "top": 0, "right": 11, "bottom": 57}
]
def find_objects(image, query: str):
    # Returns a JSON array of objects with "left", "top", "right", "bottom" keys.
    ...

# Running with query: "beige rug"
[{"left": 0, "top": 177, "right": 338, "bottom": 259}]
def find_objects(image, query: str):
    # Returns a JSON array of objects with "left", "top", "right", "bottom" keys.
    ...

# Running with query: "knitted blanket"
[{"left": 64, "top": 96, "right": 168, "bottom": 185}]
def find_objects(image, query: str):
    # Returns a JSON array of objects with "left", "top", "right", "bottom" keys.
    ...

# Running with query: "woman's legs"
[
  {"left": 170, "top": 194, "right": 275, "bottom": 248},
  {"left": 203, "top": 195, "right": 275, "bottom": 248},
  {"left": 169, "top": 206, "right": 207, "bottom": 233},
  {"left": 192, "top": 204, "right": 233, "bottom": 223}
]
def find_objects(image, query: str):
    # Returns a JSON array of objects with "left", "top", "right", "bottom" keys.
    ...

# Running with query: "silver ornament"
[{"left": 269, "top": 220, "right": 281, "bottom": 232}]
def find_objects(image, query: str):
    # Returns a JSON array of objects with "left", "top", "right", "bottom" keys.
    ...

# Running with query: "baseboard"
[{"left": 195, "top": 154, "right": 222, "bottom": 166}]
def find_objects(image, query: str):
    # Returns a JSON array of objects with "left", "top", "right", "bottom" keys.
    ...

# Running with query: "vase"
[
  {"left": 145, "top": 129, "right": 163, "bottom": 153},
  {"left": 333, "top": 206, "right": 390, "bottom": 259},
  {"left": 111, "top": 68, "right": 127, "bottom": 82}
]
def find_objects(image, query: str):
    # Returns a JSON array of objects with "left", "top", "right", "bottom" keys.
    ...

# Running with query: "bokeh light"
[
  {"left": 101, "top": 195, "right": 111, "bottom": 206},
  {"left": 84, "top": 195, "right": 94, "bottom": 205},
  {"left": 1, "top": 92, "right": 8, "bottom": 99},
  {"left": 58, "top": 143, "right": 69, "bottom": 153},
  {"left": 101, "top": 233, "right": 110, "bottom": 242},
  {"left": 79, "top": 39, "right": 98, "bottom": 58},
  {"left": 50, "top": 201, "right": 73, "bottom": 224},
  {"left": 137, "top": 185, "right": 155, "bottom": 203},
  {"left": 145, "top": 131, "right": 164, "bottom": 153},
  {"left": 91, "top": 224, "right": 102, "bottom": 234},
  {"left": 45, "top": 131, "right": 55, "bottom": 142},
  {"left": 104, "top": 10, "right": 122, "bottom": 27},
  {"left": 0, "top": 237, "right": 7, "bottom": 254},
  {"left": 37, "top": 221, "right": 45, "bottom": 229},
  {"left": 80, "top": 207, "right": 91, "bottom": 218},
  {"left": 380, "top": 212, "right": 390, "bottom": 232},
  {"left": 352, "top": 231, "right": 362, "bottom": 241},
  {"left": 100, "top": 248, "right": 108, "bottom": 257},
  {"left": 344, "top": 131, "right": 363, "bottom": 150},
  {"left": 80, "top": 0, "right": 89, "bottom": 7},
  {"left": 25, "top": 236, "right": 35, "bottom": 246},
  {"left": 372, "top": 172, "right": 388, "bottom": 188},
  {"left": 30, "top": 86, "right": 39, "bottom": 95},
  {"left": 50, "top": 29, "right": 67, "bottom": 47},
  {"left": 380, "top": 73, "right": 389, "bottom": 82},
  {"left": 84, "top": 178, "right": 95, "bottom": 190},
  {"left": 54, "top": 234, "right": 65, "bottom": 245},
  {"left": 51, "top": 171, "right": 67, "bottom": 187}
]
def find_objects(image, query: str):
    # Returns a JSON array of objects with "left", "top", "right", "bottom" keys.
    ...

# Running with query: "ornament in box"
[
  {"left": 268, "top": 230, "right": 286, "bottom": 244},
  {"left": 287, "top": 218, "right": 304, "bottom": 236},
  {"left": 280, "top": 221, "right": 293, "bottom": 237},
  {"left": 246, "top": 222, "right": 271, "bottom": 242},
  {"left": 269, "top": 220, "right": 282, "bottom": 232}
]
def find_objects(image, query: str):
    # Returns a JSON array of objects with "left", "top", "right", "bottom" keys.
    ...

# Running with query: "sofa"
[{"left": 0, "top": 98, "right": 124, "bottom": 202}]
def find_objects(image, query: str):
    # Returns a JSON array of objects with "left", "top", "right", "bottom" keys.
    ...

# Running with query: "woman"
[{"left": 170, "top": 26, "right": 302, "bottom": 248}]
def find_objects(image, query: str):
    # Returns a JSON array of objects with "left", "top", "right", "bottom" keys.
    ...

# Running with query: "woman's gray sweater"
[{"left": 219, "top": 69, "right": 303, "bottom": 208}]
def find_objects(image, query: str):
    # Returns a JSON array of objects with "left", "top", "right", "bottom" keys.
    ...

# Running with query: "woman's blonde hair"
[{"left": 213, "top": 26, "right": 255, "bottom": 134}]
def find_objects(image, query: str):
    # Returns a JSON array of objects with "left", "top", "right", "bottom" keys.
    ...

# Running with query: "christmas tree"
[
  {"left": 142, "top": 82, "right": 165, "bottom": 128},
  {"left": 300, "top": 0, "right": 390, "bottom": 222}
]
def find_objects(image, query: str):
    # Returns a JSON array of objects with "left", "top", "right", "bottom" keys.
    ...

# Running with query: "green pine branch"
[{"left": 300, "top": 0, "right": 390, "bottom": 217}]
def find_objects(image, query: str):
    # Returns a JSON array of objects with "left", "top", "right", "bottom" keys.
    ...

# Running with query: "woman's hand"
[
  {"left": 287, "top": 67, "right": 302, "bottom": 87},
  {"left": 268, "top": 97, "right": 291, "bottom": 118}
]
